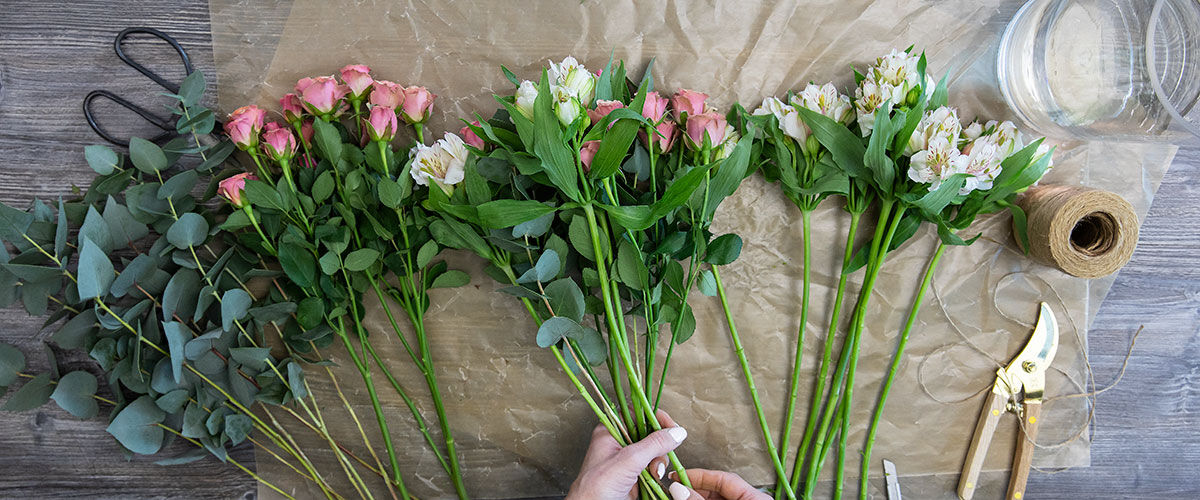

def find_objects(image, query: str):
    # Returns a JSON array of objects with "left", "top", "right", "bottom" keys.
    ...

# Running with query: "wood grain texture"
[{"left": 1, "top": 2, "right": 1199, "bottom": 499}]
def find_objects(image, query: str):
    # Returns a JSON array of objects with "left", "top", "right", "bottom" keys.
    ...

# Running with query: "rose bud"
[
  {"left": 365, "top": 106, "right": 399, "bottom": 142},
  {"left": 670, "top": 89, "right": 708, "bottom": 122},
  {"left": 296, "top": 76, "right": 347, "bottom": 116},
  {"left": 280, "top": 93, "right": 305, "bottom": 126},
  {"left": 400, "top": 86, "right": 435, "bottom": 124},
  {"left": 685, "top": 111, "right": 727, "bottom": 150},
  {"left": 369, "top": 80, "right": 405, "bottom": 109},
  {"left": 579, "top": 140, "right": 601, "bottom": 172},
  {"left": 224, "top": 105, "right": 267, "bottom": 150},
  {"left": 339, "top": 64, "right": 373, "bottom": 99},
  {"left": 460, "top": 120, "right": 486, "bottom": 150},
  {"left": 260, "top": 122, "right": 298, "bottom": 162},
  {"left": 587, "top": 99, "right": 625, "bottom": 125},
  {"left": 642, "top": 91, "right": 669, "bottom": 123},
  {"left": 218, "top": 172, "right": 255, "bottom": 208}
]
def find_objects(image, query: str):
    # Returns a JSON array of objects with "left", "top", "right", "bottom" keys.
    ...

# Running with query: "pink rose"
[
  {"left": 460, "top": 120, "right": 486, "bottom": 150},
  {"left": 579, "top": 140, "right": 601, "bottom": 172},
  {"left": 218, "top": 172, "right": 255, "bottom": 208},
  {"left": 280, "top": 93, "right": 304, "bottom": 125},
  {"left": 365, "top": 106, "right": 399, "bottom": 142},
  {"left": 369, "top": 80, "right": 405, "bottom": 109},
  {"left": 671, "top": 89, "right": 708, "bottom": 122},
  {"left": 587, "top": 99, "right": 625, "bottom": 125},
  {"left": 400, "top": 86, "right": 435, "bottom": 124},
  {"left": 339, "top": 64, "right": 373, "bottom": 98},
  {"left": 685, "top": 111, "right": 726, "bottom": 150},
  {"left": 642, "top": 91, "right": 669, "bottom": 123},
  {"left": 224, "top": 105, "right": 267, "bottom": 150},
  {"left": 260, "top": 122, "right": 297, "bottom": 162},
  {"left": 640, "top": 120, "right": 678, "bottom": 154},
  {"left": 296, "top": 76, "right": 347, "bottom": 115}
]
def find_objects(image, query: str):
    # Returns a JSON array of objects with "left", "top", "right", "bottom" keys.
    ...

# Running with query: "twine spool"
[{"left": 1015, "top": 185, "right": 1139, "bottom": 279}]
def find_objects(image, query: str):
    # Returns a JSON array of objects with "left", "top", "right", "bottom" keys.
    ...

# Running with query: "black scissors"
[{"left": 83, "top": 27, "right": 198, "bottom": 146}]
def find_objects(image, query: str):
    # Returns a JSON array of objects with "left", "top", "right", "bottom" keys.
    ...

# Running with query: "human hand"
[
  {"left": 666, "top": 469, "right": 769, "bottom": 500},
  {"left": 566, "top": 410, "right": 687, "bottom": 500}
]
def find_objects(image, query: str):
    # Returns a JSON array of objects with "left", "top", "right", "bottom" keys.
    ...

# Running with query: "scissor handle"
[
  {"left": 114, "top": 27, "right": 193, "bottom": 94},
  {"left": 1007, "top": 400, "right": 1041, "bottom": 500},
  {"left": 82, "top": 90, "right": 175, "bottom": 147},
  {"left": 958, "top": 390, "right": 1007, "bottom": 500}
]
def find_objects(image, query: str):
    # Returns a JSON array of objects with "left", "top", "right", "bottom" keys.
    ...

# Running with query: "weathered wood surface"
[{"left": 0, "top": 1, "right": 1198, "bottom": 499}]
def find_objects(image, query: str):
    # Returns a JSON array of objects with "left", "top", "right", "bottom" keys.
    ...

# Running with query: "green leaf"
[
  {"left": 129, "top": 137, "right": 168, "bottom": 174},
  {"left": 156, "top": 389, "right": 190, "bottom": 413},
  {"left": 162, "top": 269, "right": 201, "bottom": 321},
  {"left": 50, "top": 371, "right": 99, "bottom": 418},
  {"left": 163, "top": 321, "right": 188, "bottom": 384},
  {"left": 864, "top": 106, "right": 898, "bottom": 191},
  {"left": 531, "top": 74, "right": 581, "bottom": 201},
  {"left": 167, "top": 213, "right": 209, "bottom": 249},
  {"left": 312, "top": 119, "right": 343, "bottom": 164},
  {"left": 84, "top": 145, "right": 120, "bottom": 175},
  {"left": 512, "top": 212, "right": 554, "bottom": 238},
  {"left": 520, "top": 249, "right": 561, "bottom": 284},
  {"left": 600, "top": 204, "right": 653, "bottom": 231},
  {"left": 616, "top": 239, "right": 648, "bottom": 290},
  {"left": 704, "top": 234, "right": 743, "bottom": 266},
  {"left": 910, "top": 174, "right": 966, "bottom": 216},
  {"left": 0, "top": 203, "right": 34, "bottom": 243},
  {"left": 477, "top": 200, "right": 557, "bottom": 229},
  {"left": 544, "top": 278, "right": 585, "bottom": 323},
  {"left": 158, "top": 170, "right": 199, "bottom": 201},
  {"left": 343, "top": 248, "right": 380, "bottom": 272},
  {"left": 182, "top": 402, "right": 205, "bottom": 438},
  {"left": 430, "top": 217, "right": 493, "bottom": 261},
  {"left": 569, "top": 214, "right": 608, "bottom": 262},
  {"left": 589, "top": 115, "right": 640, "bottom": 179},
  {"left": 110, "top": 254, "right": 156, "bottom": 298},
  {"left": 416, "top": 240, "right": 439, "bottom": 269},
  {"left": 230, "top": 347, "right": 272, "bottom": 371},
  {"left": 377, "top": 177, "right": 404, "bottom": 209},
  {"left": 698, "top": 269, "right": 718, "bottom": 296},
  {"left": 536, "top": 316, "right": 584, "bottom": 348},
  {"left": 178, "top": 71, "right": 206, "bottom": 108},
  {"left": 54, "top": 199, "right": 68, "bottom": 258},
  {"left": 1, "top": 373, "right": 52, "bottom": 411},
  {"left": 221, "top": 289, "right": 252, "bottom": 332},
  {"left": 296, "top": 297, "right": 325, "bottom": 330},
  {"left": 79, "top": 206, "right": 113, "bottom": 253},
  {"left": 103, "top": 196, "right": 149, "bottom": 249},
  {"left": 796, "top": 107, "right": 869, "bottom": 181},
  {"left": 224, "top": 414, "right": 253, "bottom": 445},
  {"left": 106, "top": 396, "right": 166, "bottom": 455},
  {"left": 243, "top": 179, "right": 286, "bottom": 212},
  {"left": 313, "top": 171, "right": 336, "bottom": 203},
  {"left": 498, "top": 285, "right": 545, "bottom": 301},
  {"left": 430, "top": 269, "right": 470, "bottom": 289},
  {"left": 51, "top": 309, "right": 97, "bottom": 350},
  {"left": 279, "top": 244, "right": 317, "bottom": 287},
  {"left": 288, "top": 361, "right": 308, "bottom": 399},
  {"left": 248, "top": 302, "right": 297, "bottom": 324},
  {"left": 76, "top": 236, "right": 114, "bottom": 301},
  {"left": 0, "top": 342, "right": 25, "bottom": 386}
]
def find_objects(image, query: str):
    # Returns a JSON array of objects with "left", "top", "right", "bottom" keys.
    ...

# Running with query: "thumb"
[
  {"left": 615, "top": 426, "right": 687, "bottom": 470},
  {"left": 668, "top": 482, "right": 703, "bottom": 500}
]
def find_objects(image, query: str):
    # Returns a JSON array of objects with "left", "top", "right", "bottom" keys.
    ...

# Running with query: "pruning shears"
[{"left": 958, "top": 302, "right": 1059, "bottom": 500}]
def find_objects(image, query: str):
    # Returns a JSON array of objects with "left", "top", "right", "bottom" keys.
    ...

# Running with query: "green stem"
[
  {"left": 775, "top": 209, "right": 811, "bottom": 497},
  {"left": 363, "top": 340, "right": 452, "bottom": 476},
  {"left": 832, "top": 204, "right": 906, "bottom": 499},
  {"left": 583, "top": 204, "right": 692, "bottom": 488},
  {"left": 411, "top": 314, "right": 470, "bottom": 499},
  {"left": 803, "top": 199, "right": 895, "bottom": 498},
  {"left": 711, "top": 266, "right": 797, "bottom": 500},
  {"left": 789, "top": 210, "right": 861, "bottom": 494},
  {"left": 279, "top": 157, "right": 299, "bottom": 197},
  {"left": 242, "top": 205, "right": 278, "bottom": 255},
  {"left": 857, "top": 242, "right": 945, "bottom": 499}
]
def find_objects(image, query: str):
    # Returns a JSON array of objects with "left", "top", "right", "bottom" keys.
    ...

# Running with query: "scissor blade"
[
  {"left": 1003, "top": 302, "right": 1060, "bottom": 397},
  {"left": 883, "top": 459, "right": 901, "bottom": 500}
]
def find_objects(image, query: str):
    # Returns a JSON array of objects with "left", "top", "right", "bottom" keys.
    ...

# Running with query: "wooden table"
[{"left": 1, "top": 2, "right": 1198, "bottom": 498}]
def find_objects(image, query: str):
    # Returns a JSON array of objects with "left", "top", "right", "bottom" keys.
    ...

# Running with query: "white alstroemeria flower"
[
  {"left": 871, "top": 49, "right": 922, "bottom": 101},
  {"left": 905, "top": 106, "right": 962, "bottom": 155},
  {"left": 549, "top": 56, "right": 581, "bottom": 84},
  {"left": 854, "top": 79, "right": 892, "bottom": 136},
  {"left": 793, "top": 82, "right": 853, "bottom": 124},
  {"left": 411, "top": 133, "right": 468, "bottom": 195},
  {"left": 552, "top": 84, "right": 582, "bottom": 126},
  {"left": 908, "top": 137, "right": 963, "bottom": 191},
  {"left": 515, "top": 80, "right": 538, "bottom": 120},
  {"left": 562, "top": 67, "right": 596, "bottom": 106},
  {"left": 714, "top": 125, "right": 740, "bottom": 160},
  {"left": 961, "top": 121, "right": 984, "bottom": 143},
  {"left": 987, "top": 120, "right": 1023, "bottom": 157},
  {"left": 755, "top": 96, "right": 808, "bottom": 143},
  {"left": 957, "top": 139, "right": 1002, "bottom": 195}
]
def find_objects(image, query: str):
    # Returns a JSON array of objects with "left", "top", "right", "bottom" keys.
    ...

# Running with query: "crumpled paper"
[{"left": 209, "top": 0, "right": 1175, "bottom": 498}]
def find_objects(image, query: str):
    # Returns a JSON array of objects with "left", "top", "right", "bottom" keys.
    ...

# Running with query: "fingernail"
[
  {"left": 669, "top": 482, "right": 690, "bottom": 500},
  {"left": 656, "top": 462, "right": 666, "bottom": 479},
  {"left": 667, "top": 426, "right": 688, "bottom": 443},
  {"left": 668, "top": 471, "right": 677, "bottom": 481}
]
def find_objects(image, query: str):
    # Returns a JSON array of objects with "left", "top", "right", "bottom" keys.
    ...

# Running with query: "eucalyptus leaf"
[
  {"left": 220, "top": 289, "right": 252, "bottom": 332},
  {"left": 76, "top": 236, "right": 114, "bottom": 301},
  {"left": 52, "top": 308, "right": 97, "bottom": 350},
  {"left": 536, "top": 316, "right": 584, "bottom": 348},
  {"left": 0, "top": 342, "right": 25, "bottom": 386},
  {"left": 162, "top": 269, "right": 201, "bottom": 321},
  {"left": 224, "top": 414, "right": 253, "bottom": 445},
  {"left": 1, "top": 373, "right": 52, "bottom": 411},
  {"left": 107, "top": 396, "right": 166, "bottom": 455},
  {"left": 155, "top": 389, "right": 190, "bottom": 413},
  {"left": 430, "top": 270, "right": 470, "bottom": 289},
  {"left": 129, "top": 137, "right": 168, "bottom": 174},
  {"left": 0, "top": 202, "right": 34, "bottom": 243},
  {"left": 79, "top": 206, "right": 113, "bottom": 253},
  {"left": 163, "top": 321, "right": 189, "bottom": 384},
  {"left": 103, "top": 196, "right": 149, "bottom": 248},
  {"left": 84, "top": 145, "right": 120, "bottom": 175},
  {"left": 544, "top": 278, "right": 585, "bottom": 323},
  {"left": 167, "top": 213, "right": 209, "bottom": 249},
  {"left": 50, "top": 371, "right": 99, "bottom": 418}
]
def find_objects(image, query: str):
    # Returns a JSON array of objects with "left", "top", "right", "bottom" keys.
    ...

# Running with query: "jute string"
[{"left": 1016, "top": 185, "right": 1139, "bottom": 279}]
